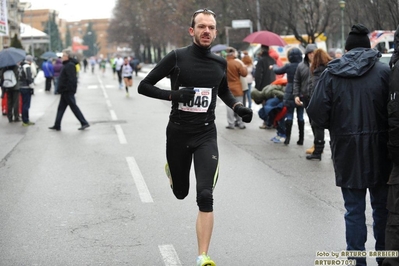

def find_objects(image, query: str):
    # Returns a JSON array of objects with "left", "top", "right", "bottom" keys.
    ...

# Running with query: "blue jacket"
[{"left": 42, "top": 60, "right": 54, "bottom": 78}]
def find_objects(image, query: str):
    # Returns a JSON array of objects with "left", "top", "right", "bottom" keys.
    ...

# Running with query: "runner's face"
[{"left": 189, "top": 13, "right": 217, "bottom": 48}]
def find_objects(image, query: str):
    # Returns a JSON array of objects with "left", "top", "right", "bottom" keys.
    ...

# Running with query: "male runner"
[{"left": 138, "top": 8, "right": 252, "bottom": 266}]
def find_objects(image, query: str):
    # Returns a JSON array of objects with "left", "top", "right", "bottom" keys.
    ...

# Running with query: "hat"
[
  {"left": 226, "top": 47, "right": 237, "bottom": 57},
  {"left": 305, "top": 44, "right": 317, "bottom": 55},
  {"left": 25, "top": 55, "right": 33, "bottom": 62},
  {"left": 335, "top": 48, "right": 343, "bottom": 54},
  {"left": 345, "top": 24, "right": 371, "bottom": 51}
]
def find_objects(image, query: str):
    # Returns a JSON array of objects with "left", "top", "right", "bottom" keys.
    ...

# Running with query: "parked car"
[{"left": 380, "top": 53, "right": 391, "bottom": 65}]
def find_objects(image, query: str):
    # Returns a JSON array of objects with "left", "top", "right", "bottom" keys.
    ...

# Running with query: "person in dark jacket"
[
  {"left": 254, "top": 45, "right": 276, "bottom": 92},
  {"left": 383, "top": 24, "right": 399, "bottom": 266},
  {"left": 0, "top": 64, "right": 20, "bottom": 122},
  {"left": 49, "top": 49, "right": 89, "bottom": 131},
  {"left": 20, "top": 55, "right": 35, "bottom": 126},
  {"left": 306, "top": 49, "right": 332, "bottom": 160},
  {"left": 307, "top": 24, "right": 391, "bottom": 266},
  {"left": 271, "top": 47, "right": 303, "bottom": 144},
  {"left": 293, "top": 43, "right": 317, "bottom": 147}
]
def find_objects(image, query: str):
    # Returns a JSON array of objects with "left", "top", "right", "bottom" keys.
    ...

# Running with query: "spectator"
[{"left": 307, "top": 24, "right": 391, "bottom": 266}]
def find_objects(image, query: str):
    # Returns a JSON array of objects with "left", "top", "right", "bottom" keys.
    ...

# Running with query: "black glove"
[
  {"left": 170, "top": 88, "right": 195, "bottom": 103},
  {"left": 234, "top": 104, "right": 253, "bottom": 123}
]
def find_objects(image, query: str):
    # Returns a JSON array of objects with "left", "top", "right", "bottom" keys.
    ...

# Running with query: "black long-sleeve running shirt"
[{"left": 138, "top": 43, "right": 237, "bottom": 125}]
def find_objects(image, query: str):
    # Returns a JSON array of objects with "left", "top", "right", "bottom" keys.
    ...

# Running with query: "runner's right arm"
[{"left": 138, "top": 51, "right": 176, "bottom": 101}]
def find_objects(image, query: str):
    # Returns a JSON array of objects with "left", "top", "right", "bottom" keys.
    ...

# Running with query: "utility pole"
[{"left": 256, "top": 0, "right": 261, "bottom": 31}]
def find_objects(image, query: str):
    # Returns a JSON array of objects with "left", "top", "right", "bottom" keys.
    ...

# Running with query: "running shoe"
[
  {"left": 196, "top": 253, "right": 215, "bottom": 266},
  {"left": 164, "top": 163, "right": 173, "bottom": 189},
  {"left": 273, "top": 136, "right": 286, "bottom": 144},
  {"left": 22, "top": 121, "right": 35, "bottom": 127}
]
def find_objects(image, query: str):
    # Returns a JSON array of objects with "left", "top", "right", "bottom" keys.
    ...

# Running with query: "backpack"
[{"left": 2, "top": 69, "right": 17, "bottom": 88}]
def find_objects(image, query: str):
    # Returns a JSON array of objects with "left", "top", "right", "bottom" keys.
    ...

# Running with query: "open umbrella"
[
  {"left": 210, "top": 44, "right": 228, "bottom": 53},
  {"left": 243, "top": 31, "right": 287, "bottom": 47},
  {"left": 40, "top": 51, "right": 57, "bottom": 59},
  {"left": 0, "top": 47, "right": 26, "bottom": 68}
]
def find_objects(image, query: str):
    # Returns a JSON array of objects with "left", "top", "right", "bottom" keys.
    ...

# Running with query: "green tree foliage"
[
  {"left": 65, "top": 27, "right": 72, "bottom": 48},
  {"left": 82, "top": 22, "right": 99, "bottom": 57},
  {"left": 10, "top": 33, "right": 23, "bottom": 49},
  {"left": 43, "top": 11, "right": 63, "bottom": 52}
]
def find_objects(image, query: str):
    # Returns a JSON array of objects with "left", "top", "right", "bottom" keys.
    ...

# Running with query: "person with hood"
[
  {"left": 252, "top": 77, "right": 287, "bottom": 143},
  {"left": 307, "top": 24, "right": 391, "bottom": 266},
  {"left": 292, "top": 43, "right": 317, "bottom": 147},
  {"left": 383, "top": 24, "right": 399, "bottom": 266},
  {"left": 48, "top": 49, "right": 90, "bottom": 131},
  {"left": 271, "top": 47, "right": 303, "bottom": 144},
  {"left": 42, "top": 58, "right": 54, "bottom": 92},
  {"left": 269, "top": 48, "right": 284, "bottom": 79},
  {"left": 53, "top": 58, "right": 63, "bottom": 95},
  {"left": 254, "top": 45, "right": 276, "bottom": 92}
]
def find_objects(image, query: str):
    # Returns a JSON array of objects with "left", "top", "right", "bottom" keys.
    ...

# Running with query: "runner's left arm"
[{"left": 217, "top": 75, "right": 240, "bottom": 109}]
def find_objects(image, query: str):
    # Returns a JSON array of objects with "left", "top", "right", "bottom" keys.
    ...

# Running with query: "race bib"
[{"left": 178, "top": 87, "right": 212, "bottom": 113}]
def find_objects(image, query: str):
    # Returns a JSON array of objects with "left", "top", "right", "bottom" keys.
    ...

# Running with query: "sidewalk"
[{"left": 0, "top": 70, "right": 58, "bottom": 162}]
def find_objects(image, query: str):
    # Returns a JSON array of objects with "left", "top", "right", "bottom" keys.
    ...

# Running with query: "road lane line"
[
  {"left": 110, "top": 110, "right": 118, "bottom": 120},
  {"left": 97, "top": 76, "right": 108, "bottom": 98},
  {"left": 159, "top": 244, "right": 182, "bottom": 266},
  {"left": 106, "top": 99, "right": 112, "bottom": 108},
  {"left": 115, "top": 125, "right": 127, "bottom": 144},
  {"left": 126, "top": 157, "right": 153, "bottom": 203}
]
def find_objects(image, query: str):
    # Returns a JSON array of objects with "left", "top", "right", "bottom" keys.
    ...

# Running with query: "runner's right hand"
[{"left": 170, "top": 88, "right": 195, "bottom": 103}]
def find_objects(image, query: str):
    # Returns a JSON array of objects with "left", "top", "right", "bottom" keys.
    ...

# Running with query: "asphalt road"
[{"left": 0, "top": 64, "right": 380, "bottom": 266}]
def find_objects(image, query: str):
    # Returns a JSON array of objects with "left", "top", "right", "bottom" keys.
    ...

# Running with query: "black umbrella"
[
  {"left": 0, "top": 47, "right": 26, "bottom": 68},
  {"left": 40, "top": 51, "right": 57, "bottom": 59}
]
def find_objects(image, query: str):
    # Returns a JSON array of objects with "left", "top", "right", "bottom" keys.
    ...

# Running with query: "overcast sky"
[{"left": 28, "top": 0, "right": 116, "bottom": 21}]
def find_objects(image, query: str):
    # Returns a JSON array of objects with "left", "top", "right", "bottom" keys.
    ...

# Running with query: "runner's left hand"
[{"left": 234, "top": 104, "right": 253, "bottom": 123}]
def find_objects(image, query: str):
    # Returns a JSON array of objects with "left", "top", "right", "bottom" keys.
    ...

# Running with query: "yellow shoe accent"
[{"left": 196, "top": 253, "right": 216, "bottom": 266}]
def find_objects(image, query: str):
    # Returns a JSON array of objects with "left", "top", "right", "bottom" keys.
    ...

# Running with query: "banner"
[{"left": 0, "top": 0, "right": 8, "bottom": 36}]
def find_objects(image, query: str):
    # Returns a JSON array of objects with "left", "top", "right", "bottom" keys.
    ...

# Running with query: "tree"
[
  {"left": 108, "top": 0, "right": 399, "bottom": 59},
  {"left": 10, "top": 33, "right": 23, "bottom": 49},
  {"left": 43, "top": 11, "right": 63, "bottom": 52},
  {"left": 65, "top": 27, "right": 72, "bottom": 48},
  {"left": 82, "top": 22, "right": 99, "bottom": 57}
]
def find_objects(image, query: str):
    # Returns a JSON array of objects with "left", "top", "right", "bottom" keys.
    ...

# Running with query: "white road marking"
[
  {"left": 126, "top": 157, "right": 153, "bottom": 203},
  {"left": 97, "top": 76, "right": 108, "bottom": 99},
  {"left": 105, "top": 85, "right": 116, "bottom": 88},
  {"left": 88, "top": 85, "right": 98, "bottom": 89},
  {"left": 159, "top": 245, "right": 182, "bottom": 266},
  {"left": 106, "top": 99, "right": 112, "bottom": 108},
  {"left": 115, "top": 125, "right": 127, "bottom": 144},
  {"left": 110, "top": 110, "right": 118, "bottom": 120}
]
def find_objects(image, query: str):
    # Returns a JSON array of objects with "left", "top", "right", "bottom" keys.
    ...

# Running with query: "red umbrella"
[{"left": 243, "top": 31, "right": 287, "bottom": 47}]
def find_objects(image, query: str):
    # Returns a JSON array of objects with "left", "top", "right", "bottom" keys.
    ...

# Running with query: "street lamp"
[{"left": 339, "top": 0, "right": 346, "bottom": 49}]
